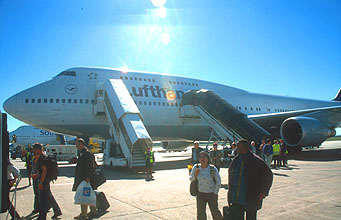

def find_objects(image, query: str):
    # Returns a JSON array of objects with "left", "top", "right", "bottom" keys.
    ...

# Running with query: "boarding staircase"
[
  {"left": 180, "top": 90, "right": 270, "bottom": 144},
  {"left": 94, "top": 79, "right": 152, "bottom": 168}
]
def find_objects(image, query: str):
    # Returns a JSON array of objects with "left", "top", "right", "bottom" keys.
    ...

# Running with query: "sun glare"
[
  {"left": 119, "top": 66, "right": 129, "bottom": 74},
  {"left": 151, "top": 0, "right": 167, "bottom": 7},
  {"left": 161, "top": 33, "right": 170, "bottom": 45},
  {"left": 156, "top": 6, "right": 167, "bottom": 18},
  {"left": 166, "top": 90, "right": 176, "bottom": 100}
]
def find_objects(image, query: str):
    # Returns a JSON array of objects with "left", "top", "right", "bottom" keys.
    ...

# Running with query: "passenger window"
[
  {"left": 85, "top": 99, "right": 89, "bottom": 104},
  {"left": 171, "top": 103, "right": 174, "bottom": 106},
  {"left": 56, "top": 99, "right": 60, "bottom": 103},
  {"left": 162, "top": 102, "right": 165, "bottom": 106},
  {"left": 139, "top": 78, "right": 142, "bottom": 81},
  {"left": 50, "top": 99, "right": 53, "bottom": 103},
  {"left": 139, "top": 101, "right": 142, "bottom": 105},
  {"left": 68, "top": 99, "right": 72, "bottom": 104},
  {"left": 144, "top": 101, "right": 147, "bottom": 105},
  {"left": 38, "top": 99, "right": 41, "bottom": 103},
  {"left": 31, "top": 99, "right": 35, "bottom": 103},
  {"left": 80, "top": 99, "right": 83, "bottom": 104},
  {"left": 158, "top": 102, "right": 161, "bottom": 106},
  {"left": 91, "top": 100, "right": 95, "bottom": 104},
  {"left": 169, "top": 81, "right": 172, "bottom": 84},
  {"left": 175, "top": 103, "right": 178, "bottom": 107},
  {"left": 148, "top": 79, "right": 151, "bottom": 82},
  {"left": 120, "top": 76, "right": 123, "bottom": 79},
  {"left": 153, "top": 102, "right": 156, "bottom": 106},
  {"left": 149, "top": 101, "right": 152, "bottom": 105},
  {"left": 125, "top": 77, "right": 128, "bottom": 80},
  {"left": 185, "top": 82, "right": 187, "bottom": 85},
  {"left": 181, "top": 82, "right": 184, "bottom": 85},
  {"left": 62, "top": 99, "right": 66, "bottom": 103},
  {"left": 129, "top": 77, "right": 133, "bottom": 80},
  {"left": 73, "top": 99, "right": 77, "bottom": 104},
  {"left": 144, "top": 78, "right": 147, "bottom": 81},
  {"left": 134, "top": 77, "right": 137, "bottom": 80},
  {"left": 25, "top": 99, "right": 29, "bottom": 103},
  {"left": 44, "top": 99, "right": 47, "bottom": 103}
]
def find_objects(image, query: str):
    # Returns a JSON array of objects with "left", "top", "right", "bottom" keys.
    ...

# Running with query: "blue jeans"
[
  {"left": 38, "top": 181, "right": 61, "bottom": 220},
  {"left": 33, "top": 178, "right": 40, "bottom": 211}
]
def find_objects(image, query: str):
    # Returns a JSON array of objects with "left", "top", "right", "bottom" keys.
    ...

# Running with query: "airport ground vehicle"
[
  {"left": 9, "top": 144, "right": 22, "bottom": 159},
  {"left": 45, "top": 145, "right": 77, "bottom": 162}
]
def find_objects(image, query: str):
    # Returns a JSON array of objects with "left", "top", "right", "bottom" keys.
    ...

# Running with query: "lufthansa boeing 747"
[{"left": 3, "top": 67, "right": 341, "bottom": 153}]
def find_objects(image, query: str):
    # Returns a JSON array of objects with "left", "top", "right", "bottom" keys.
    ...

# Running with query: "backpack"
[
  {"left": 44, "top": 155, "right": 59, "bottom": 181},
  {"left": 209, "top": 164, "right": 217, "bottom": 183}
]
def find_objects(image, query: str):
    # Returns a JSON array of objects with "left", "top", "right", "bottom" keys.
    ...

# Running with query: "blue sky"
[{"left": 0, "top": 0, "right": 340, "bottom": 132}]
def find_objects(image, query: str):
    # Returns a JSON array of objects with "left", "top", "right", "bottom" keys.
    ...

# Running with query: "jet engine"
[
  {"left": 161, "top": 141, "right": 192, "bottom": 151},
  {"left": 280, "top": 117, "right": 336, "bottom": 147}
]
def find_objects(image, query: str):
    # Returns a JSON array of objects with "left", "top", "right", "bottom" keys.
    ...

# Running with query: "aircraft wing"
[{"left": 249, "top": 105, "right": 341, "bottom": 132}]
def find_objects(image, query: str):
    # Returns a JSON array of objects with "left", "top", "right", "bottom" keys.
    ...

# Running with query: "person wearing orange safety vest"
[{"left": 145, "top": 147, "right": 155, "bottom": 180}]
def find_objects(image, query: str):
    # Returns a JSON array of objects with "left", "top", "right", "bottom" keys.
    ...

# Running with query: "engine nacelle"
[
  {"left": 280, "top": 117, "right": 336, "bottom": 147},
  {"left": 161, "top": 141, "right": 192, "bottom": 151}
]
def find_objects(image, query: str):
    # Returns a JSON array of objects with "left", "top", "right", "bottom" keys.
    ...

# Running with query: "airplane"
[
  {"left": 3, "top": 67, "right": 341, "bottom": 153},
  {"left": 9, "top": 125, "right": 70, "bottom": 148}
]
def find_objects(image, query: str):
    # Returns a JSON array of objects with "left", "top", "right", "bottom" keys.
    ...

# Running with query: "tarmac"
[{"left": 1, "top": 141, "right": 341, "bottom": 220}]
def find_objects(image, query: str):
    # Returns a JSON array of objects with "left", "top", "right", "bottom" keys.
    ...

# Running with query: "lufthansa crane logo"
[{"left": 65, "top": 84, "right": 78, "bottom": 94}]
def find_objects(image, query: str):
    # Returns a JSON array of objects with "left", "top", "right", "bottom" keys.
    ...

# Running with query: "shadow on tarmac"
[
  {"left": 288, "top": 148, "right": 341, "bottom": 162},
  {"left": 273, "top": 172, "right": 290, "bottom": 177},
  {"left": 10, "top": 185, "right": 30, "bottom": 192}
]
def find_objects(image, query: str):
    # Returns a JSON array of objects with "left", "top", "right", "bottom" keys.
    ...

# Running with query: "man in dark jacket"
[
  {"left": 228, "top": 139, "right": 273, "bottom": 220},
  {"left": 72, "top": 138, "right": 97, "bottom": 220}
]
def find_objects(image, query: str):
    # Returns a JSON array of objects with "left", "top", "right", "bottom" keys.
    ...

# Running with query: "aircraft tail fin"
[{"left": 333, "top": 89, "right": 341, "bottom": 101}]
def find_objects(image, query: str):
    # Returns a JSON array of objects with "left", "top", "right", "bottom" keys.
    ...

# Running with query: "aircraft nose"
[{"left": 3, "top": 95, "right": 17, "bottom": 116}]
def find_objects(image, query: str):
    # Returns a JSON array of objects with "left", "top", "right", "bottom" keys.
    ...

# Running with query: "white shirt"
[
  {"left": 189, "top": 164, "right": 221, "bottom": 194},
  {"left": 7, "top": 164, "right": 20, "bottom": 180}
]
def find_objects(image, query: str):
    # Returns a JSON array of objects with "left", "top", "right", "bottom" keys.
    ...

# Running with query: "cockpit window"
[{"left": 56, "top": 71, "right": 76, "bottom": 77}]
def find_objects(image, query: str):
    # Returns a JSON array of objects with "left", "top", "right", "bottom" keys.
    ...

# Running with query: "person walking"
[
  {"left": 31, "top": 153, "right": 40, "bottom": 214},
  {"left": 190, "top": 151, "right": 223, "bottom": 220},
  {"left": 25, "top": 148, "right": 33, "bottom": 186},
  {"left": 145, "top": 147, "right": 155, "bottom": 180},
  {"left": 259, "top": 139, "right": 266, "bottom": 160},
  {"left": 72, "top": 138, "right": 97, "bottom": 220},
  {"left": 210, "top": 143, "right": 223, "bottom": 171},
  {"left": 33, "top": 143, "right": 62, "bottom": 220},
  {"left": 228, "top": 139, "right": 273, "bottom": 220},
  {"left": 262, "top": 139, "right": 273, "bottom": 168},
  {"left": 272, "top": 140, "right": 281, "bottom": 168},
  {"left": 250, "top": 141, "right": 257, "bottom": 154},
  {"left": 279, "top": 139, "right": 288, "bottom": 167},
  {"left": 191, "top": 141, "right": 204, "bottom": 165}
]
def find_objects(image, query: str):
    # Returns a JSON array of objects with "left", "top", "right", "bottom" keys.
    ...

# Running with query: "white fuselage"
[
  {"left": 9, "top": 125, "right": 63, "bottom": 147},
  {"left": 4, "top": 67, "right": 341, "bottom": 141}
]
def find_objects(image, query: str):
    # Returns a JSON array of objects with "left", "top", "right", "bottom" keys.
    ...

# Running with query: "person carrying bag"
[
  {"left": 189, "top": 151, "right": 223, "bottom": 220},
  {"left": 74, "top": 181, "right": 96, "bottom": 207},
  {"left": 72, "top": 138, "right": 98, "bottom": 220}
]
